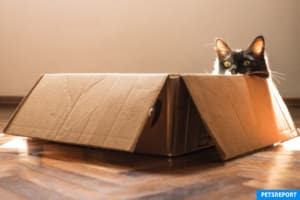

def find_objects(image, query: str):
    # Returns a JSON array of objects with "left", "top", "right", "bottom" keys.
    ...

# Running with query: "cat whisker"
[
  {"left": 269, "top": 70, "right": 285, "bottom": 79},
  {"left": 271, "top": 70, "right": 285, "bottom": 75},
  {"left": 271, "top": 72, "right": 286, "bottom": 80},
  {"left": 270, "top": 70, "right": 285, "bottom": 75},
  {"left": 246, "top": 70, "right": 286, "bottom": 81},
  {"left": 272, "top": 76, "right": 282, "bottom": 85},
  {"left": 272, "top": 74, "right": 286, "bottom": 80},
  {"left": 246, "top": 71, "right": 269, "bottom": 76},
  {"left": 212, "top": 36, "right": 277, "bottom": 81},
  {"left": 271, "top": 71, "right": 287, "bottom": 85}
]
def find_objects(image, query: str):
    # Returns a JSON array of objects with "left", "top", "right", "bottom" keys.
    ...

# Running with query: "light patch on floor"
[
  {"left": 282, "top": 136, "right": 300, "bottom": 151},
  {"left": 0, "top": 135, "right": 28, "bottom": 153}
]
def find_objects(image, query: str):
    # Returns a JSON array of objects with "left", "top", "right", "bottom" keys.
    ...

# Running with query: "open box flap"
[
  {"left": 4, "top": 73, "right": 168, "bottom": 151},
  {"left": 182, "top": 74, "right": 297, "bottom": 160}
]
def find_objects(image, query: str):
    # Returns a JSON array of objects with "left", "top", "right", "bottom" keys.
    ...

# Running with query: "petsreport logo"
[{"left": 256, "top": 190, "right": 300, "bottom": 200}]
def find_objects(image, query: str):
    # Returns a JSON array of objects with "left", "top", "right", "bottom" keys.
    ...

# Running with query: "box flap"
[
  {"left": 182, "top": 75, "right": 297, "bottom": 160},
  {"left": 4, "top": 73, "right": 168, "bottom": 151},
  {"left": 267, "top": 79, "right": 298, "bottom": 136}
]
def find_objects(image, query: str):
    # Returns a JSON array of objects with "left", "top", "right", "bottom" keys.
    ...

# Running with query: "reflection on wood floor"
[{"left": 0, "top": 105, "right": 299, "bottom": 200}]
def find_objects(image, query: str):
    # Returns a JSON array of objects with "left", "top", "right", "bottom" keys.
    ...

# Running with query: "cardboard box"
[{"left": 4, "top": 74, "right": 298, "bottom": 160}]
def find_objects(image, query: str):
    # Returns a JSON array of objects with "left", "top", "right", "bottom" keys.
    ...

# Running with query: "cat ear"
[
  {"left": 247, "top": 35, "right": 265, "bottom": 56},
  {"left": 215, "top": 38, "right": 231, "bottom": 58}
]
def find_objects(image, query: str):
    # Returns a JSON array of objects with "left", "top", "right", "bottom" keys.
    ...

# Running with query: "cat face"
[{"left": 215, "top": 36, "right": 269, "bottom": 78}]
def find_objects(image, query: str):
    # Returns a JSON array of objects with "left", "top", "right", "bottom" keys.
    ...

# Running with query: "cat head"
[{"left": 215, "top": 35, "right": 269, "bottom": 78}]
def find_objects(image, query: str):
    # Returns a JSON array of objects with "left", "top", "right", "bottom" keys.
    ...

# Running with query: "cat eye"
[
  {"left": 223, "top": 61, "right": 232, "bottom": 68},
  {"left": 243, "top": 60, "right": 251, "bottom": 66}
]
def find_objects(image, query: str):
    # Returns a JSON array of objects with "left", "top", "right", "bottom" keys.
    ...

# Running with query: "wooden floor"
[{"left": 0, "top": 105, "right": 299, "bottom": 200}]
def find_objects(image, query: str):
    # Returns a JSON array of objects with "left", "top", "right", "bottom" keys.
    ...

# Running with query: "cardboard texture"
[
  {"left": 5, "top": 74, "right": 168, "bottom": 151},
  {"left": 4, "top": 73, "right": 298, "bottom": 160},
  {"left": 183, "top": 75, "right": 297, "bottom": 159}
]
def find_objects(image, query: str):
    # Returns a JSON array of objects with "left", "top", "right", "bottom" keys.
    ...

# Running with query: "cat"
[{"left": 213, "top": 35, "right": 270, "bottom": 78}]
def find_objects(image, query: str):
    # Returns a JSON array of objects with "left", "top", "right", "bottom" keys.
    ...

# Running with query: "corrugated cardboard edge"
[
  {"left": 166, "top": 74, "right": 180, "bottom": 156},
  {"left": 3, "top": 74, "right": 45, "bottom": 133},
  {"left": 127, "top": 74, "right": 169, "bottom": 151}
]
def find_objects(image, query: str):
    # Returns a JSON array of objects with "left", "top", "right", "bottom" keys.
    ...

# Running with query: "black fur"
[{"left": 215, "top": 35, "right": 269, "bottom": 78}]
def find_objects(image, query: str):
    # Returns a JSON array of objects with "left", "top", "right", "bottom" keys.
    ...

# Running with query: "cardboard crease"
[{"left": 3, "top": 73, "right": 297, "bottom": 160}]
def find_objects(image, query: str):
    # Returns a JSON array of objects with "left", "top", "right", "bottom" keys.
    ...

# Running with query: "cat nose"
[{"left": 231, "top": 65, "right": 237, "bottom": 74}]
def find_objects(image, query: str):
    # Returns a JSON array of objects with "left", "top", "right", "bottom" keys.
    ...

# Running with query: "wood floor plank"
[
  {"left": 19, "top": 169, "right": 109, "bottom": 199},
  {"left": 0, "top": 176, "right": 74, "bottom": 200},
  {"left": 0, "top": 187, "right": 28, "bottom": 200},
  {"left": 22, "top": 161, "right": 118, "bottom": 191},
  {"left": 0, "top": 104, "right": 299, "bottom": 199}
]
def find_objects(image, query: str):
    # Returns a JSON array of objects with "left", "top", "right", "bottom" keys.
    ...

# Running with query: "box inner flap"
[
  {"left": 182, "top": 75, "right": 296, "bottom": 159},
  {"left": 4, "top": 73, "right": 168, "bottom": 151}
]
